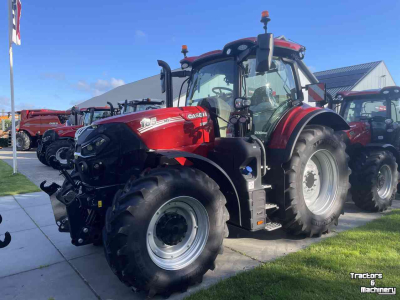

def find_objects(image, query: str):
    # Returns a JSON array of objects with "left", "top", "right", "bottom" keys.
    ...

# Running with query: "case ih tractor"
[
  {"left": 14, "top": 109, "right": 72, "bottom": 151},
  {"left": 41, "top": 12, "right": 351, "bottom": 297},
  {"left": 332, "top": 87, "right": 400, "bottom": 212},
  {"left": 118, "top": 98, "right": 166, "bottom": 114},
  {"left": 37, "top": 105, "right": 115, "bottom": 168}
]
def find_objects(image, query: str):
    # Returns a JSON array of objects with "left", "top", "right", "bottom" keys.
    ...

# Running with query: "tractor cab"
[
  {"left": 339, "top": 87, "right": 400, "bottom": 146},
  {"left": 80, "top": 106, "right": 114, "bottom": 126},
  {"left": 118, "top": 98, "right": 165, "bottom": 114}
]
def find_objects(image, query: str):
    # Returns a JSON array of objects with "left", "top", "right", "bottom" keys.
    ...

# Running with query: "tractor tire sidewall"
[
  {"left": 36, "top": 148, "right": 49, "bottom": 166},
  {"left": 45, "top": 139, "right": 73, "bottom": 168},
  {"left": 104, "top": 167, "right": 226, "bottom": 295},
  {"left": 351, "top": 150, "right": 397, "bottom": 212},
  {"left": 284, "top": 125, "right": 350, "bottom": 235},
  {"left": 16, "top": 132, "right": 30, "bottom": 151}
]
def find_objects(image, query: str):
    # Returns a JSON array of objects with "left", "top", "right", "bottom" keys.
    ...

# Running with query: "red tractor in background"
[
  {"left": 42, "top": 12, "right": 351, "bottom": 297},
  {"left": 329, "top": 87, "right": 400, "bottom": 212},
  {"left": 37, "top": 105, "right": 116, "bottom": 168},
  {"left": 14, "top": 109, "right": 72, "bottom": 151}
]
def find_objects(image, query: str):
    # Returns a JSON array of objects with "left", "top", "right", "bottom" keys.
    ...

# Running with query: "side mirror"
[
  {"left": 256, "top": 33, "right": 274, "bottom": 73},
  {"left": 306, "top": 83, "right": 326, "bottom": 103},
  {"left": 160, "top": 68, "right": 166, "bottom": 94}
]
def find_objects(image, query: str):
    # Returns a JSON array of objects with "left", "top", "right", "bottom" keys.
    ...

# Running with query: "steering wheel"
[{"left": 212, "top": 87, "right": 233, "bottom": 96}]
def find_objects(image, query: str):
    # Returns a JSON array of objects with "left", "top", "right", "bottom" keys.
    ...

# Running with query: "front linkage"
[{"left": 41, "top": 166, "right": 121, "bottom": 246}]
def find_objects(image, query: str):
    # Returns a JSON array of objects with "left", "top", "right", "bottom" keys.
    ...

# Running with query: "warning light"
[
  {"left": 181, "top": 45, "right": 189, "bottom": 58},
  {"left": 261, "top": 11, "right": 269, "bottom": 18},
  {"left": 257, "top": 220, "right": 264, "bottom": 225},
  {"left": 98, "top": 201, "right": 102, "bottom": 208}
]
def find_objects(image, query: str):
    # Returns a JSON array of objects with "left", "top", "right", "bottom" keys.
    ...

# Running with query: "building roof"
[
  {"left": 77, "top": 70, "right": 188, "bottom": 108},
  {"left": 314, "top": 61, "right": 382, "bottom": 96}
]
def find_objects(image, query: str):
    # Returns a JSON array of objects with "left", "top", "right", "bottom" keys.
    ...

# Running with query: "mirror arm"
[{"left": 172, "top": 70, "right": 191, "bottom": 78}]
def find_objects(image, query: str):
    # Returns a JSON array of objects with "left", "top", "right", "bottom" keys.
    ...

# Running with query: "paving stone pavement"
[{"left": 1, "top": 148, "right": 400, "bottom": 299}]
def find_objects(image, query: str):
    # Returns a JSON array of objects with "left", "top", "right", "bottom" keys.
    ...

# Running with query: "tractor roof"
[
  {"left": 180, "top": 37, "right": 304, "bottom": 68},
  {"left": 338, "top": 86, "right": 400, "bottom": 99},
  {"left": 80, "top": 106, "right": 110, "bottom": 112}
]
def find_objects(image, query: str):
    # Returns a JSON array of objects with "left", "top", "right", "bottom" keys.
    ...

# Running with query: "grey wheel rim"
[
  {"left": 147, "top": 196, "right": 209, "bottom": 271},
  {"left": 55, "top": 147, "right": 70, "bottom": 165},
  {"left": 303, "top": 149, "right": 339, "bottom": 215},
  {"left": 377, "top": 164, "right": 392, "bottom": 199}
]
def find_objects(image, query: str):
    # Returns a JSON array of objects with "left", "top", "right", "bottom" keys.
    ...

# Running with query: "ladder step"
[
  {"left": 264, "top": 222, "right": 282, "bottom": 231},
  {"left": 265, "top": 203, "right": 279, "bottom": 210}
]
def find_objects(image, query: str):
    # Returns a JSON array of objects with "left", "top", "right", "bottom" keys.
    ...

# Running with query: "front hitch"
[
  {"left": 0, "top": 214, "right": 11, "bottom": 248},
  {"left": 40, "top": 180, "right": 70, "bottom": 232}
]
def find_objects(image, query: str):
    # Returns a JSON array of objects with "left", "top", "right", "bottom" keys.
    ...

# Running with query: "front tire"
[
  {"left": 103, "top": 166, "right": 228, "bottom": 297},
  {"left": 45, "top": 140, "right": 74, "bottom": 169},
  {"left": 281, "top": 125, "right": 350, "bottom": 237},
  {"left": 36, "top": 148, "right": 49, "bottom": 166},
  {"left": 350, "top": 150, "right": 397, "bottom": 212},
  {"left": 16, "top": 131, "right": 31, "bottom": 151}
]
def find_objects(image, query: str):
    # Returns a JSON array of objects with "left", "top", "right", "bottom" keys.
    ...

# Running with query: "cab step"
[
  {"left": 265, "top": 203, "right": 279, "bottom": 210},
  {"left": 264, "top": 222, "right": 282, "bottom": 231}
]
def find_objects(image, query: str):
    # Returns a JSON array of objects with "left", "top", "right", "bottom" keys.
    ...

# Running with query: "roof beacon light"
[
  {"left": 181, "top": 45, "right": 188, "bottom": 58},
  {"left": 261, "top": 11, "right": 271, "bottom": 33}
]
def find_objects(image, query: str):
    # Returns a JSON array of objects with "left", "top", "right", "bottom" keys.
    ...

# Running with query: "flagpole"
[{"left": 9, "top": 41, "right": 17, "bottom": 174}]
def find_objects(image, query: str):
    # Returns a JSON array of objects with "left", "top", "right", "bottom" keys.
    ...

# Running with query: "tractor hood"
[
  {"left": 92, "top": 106, "right": 213, "bottom": 149},
  {"left": 52, "top": 125, "right": 83, "bottom": 138}
]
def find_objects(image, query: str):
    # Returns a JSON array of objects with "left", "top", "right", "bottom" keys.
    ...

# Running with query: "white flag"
[{"left": 8, "top": 0, "right": 22, "bottom": 45}]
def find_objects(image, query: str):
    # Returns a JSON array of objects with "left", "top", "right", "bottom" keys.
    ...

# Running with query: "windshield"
[
  {"left": 123, "top": 103, "right": 165, "bottom": 114},
  {"left": 343, "top": 97, "right": 400, "bottom": 123},
  {"left": 83, "top": 110, "right": 111, "bottom": 126}
]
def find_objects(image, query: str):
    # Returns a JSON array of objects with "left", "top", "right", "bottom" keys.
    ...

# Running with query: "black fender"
[
  {"left": 153, "top": 150, "right": 242, "bottom": 227},
  {"left": 269, "top": 109, "right": 350, "bottom": 165}
]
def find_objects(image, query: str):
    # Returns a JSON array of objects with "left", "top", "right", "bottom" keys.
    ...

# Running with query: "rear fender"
[
  {"left": 152, "top": 150, "right": 242, "bottom": 227},
  {"left": 268, "top": 107, "right": 349, "bottom": 164},
  {"left": 364, "top": 144, "right": 400, "bottom": 171}
]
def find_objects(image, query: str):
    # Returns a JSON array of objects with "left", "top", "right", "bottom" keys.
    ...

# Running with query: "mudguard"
[
  {"left": 153, "top": 150, "right": 242, "bottom": 227},
  {"left": 268, "top": 106, "right": 349, "bottom": 164}
]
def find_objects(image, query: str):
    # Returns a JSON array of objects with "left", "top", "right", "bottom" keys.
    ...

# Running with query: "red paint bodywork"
[
  {"left": 344, "top": 122, "right": 371, "bottom": 146},
  {"left": 18, "top": 109, "right": 70, "bottom": 137},
  {"left": 96, "top": 107, "right": 213, "bottom": 156},
  {"left": 53, "top": 125, "right": 83, "bottom": 139},
  {"left": 268, "top": 104, "right": 320, "bottom": 149}
]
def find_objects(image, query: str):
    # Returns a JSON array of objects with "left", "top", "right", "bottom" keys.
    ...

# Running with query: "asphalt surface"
[{"left": 1, "top": 147, "right": 399, "bottom": 300}]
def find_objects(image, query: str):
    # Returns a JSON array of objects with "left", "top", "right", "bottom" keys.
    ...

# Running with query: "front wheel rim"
[
  {"left": 147, "top": 196, "right": 209, "bottom": 271},
  {"left": 16, "top": 137, "right": 22, "bottom": 148},
  {"left": 55, "top": 147, "right": 70, "bottom": 165},
  {"left": 302, "top": 149, "right": 339, "bottom": 215},
  {"left": 377, "top": 165, "right": 392, "bottom": 198}
]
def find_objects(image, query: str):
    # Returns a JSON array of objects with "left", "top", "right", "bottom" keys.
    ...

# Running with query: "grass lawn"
[
  {"left": 0, "top": 159, "right": 40, "bottom": 196},
  {"left": 188, "top": 210, "right": 400, "bottom": 300}
]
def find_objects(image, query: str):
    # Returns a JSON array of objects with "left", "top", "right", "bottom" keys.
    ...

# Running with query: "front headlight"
[
  {"left": 81, "top": 136, "right": 109, "bottom": 157},
  {"left": 42, "top": 135, "right": 51, "bottom": 142}
]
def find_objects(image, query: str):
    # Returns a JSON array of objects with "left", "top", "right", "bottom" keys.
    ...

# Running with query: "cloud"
[
  {"left": 135, "top": 30, "right": 146, "bottom": 37},
  {"left": 72, "top": 78, "right": 125, "bottom": 97},
  {"left": 40, "top": 72, "right": 66, "bottom": 80},
  {"left": 0, "top": 96, "right": 10, "bottom": 107},
  {"left": 308, "top": 66, "right": 317, "bottom": 73},
  {"left": 0, "top": 96, "right": 37, "bottom": 112}
]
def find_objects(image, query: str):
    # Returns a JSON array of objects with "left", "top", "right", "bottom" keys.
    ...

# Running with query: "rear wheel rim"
[
  {"left": 377, "top": 164, "right": 392, "bottom": 199},
  {"left": 147, "top": 196, "right": 209, "bottom": 271},
  {"left": 55, "top": 147, "right": 70, "bottom": 165},
  {"left": 302, "top": 149, "right": 339, "bottom": 215}
]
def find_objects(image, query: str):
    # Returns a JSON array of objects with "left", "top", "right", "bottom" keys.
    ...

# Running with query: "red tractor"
[
  {"left": 37, "top": 105, "right": 116, "bottom": 168},
  {"left": 118, "top": 98, "right": 166, "bottom": 114},
  {"left": 41, "top": 12, "right": 351, "bottom": 297},
  {"left": 14, "top": 109, "right": 72, "bottom": 151},
  {"left": 330, "top": 87, "right": 400, "bottom": 211}
]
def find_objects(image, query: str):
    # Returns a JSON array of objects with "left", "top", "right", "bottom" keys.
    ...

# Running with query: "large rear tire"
[
  {"left": 103, "top": 166, "right": 228, "bottom": 297},
  {"left": 350, "top": 150, "right": 397, "bottom": 212},
  {"left": 281, "top": 125, "right": 350, "bottom": 237},
  {"left": 45, "top": 139, "right": 74, "bottom": 169},
  {"left": 16, "top": 131, "right": 31, "bottom": 151}
]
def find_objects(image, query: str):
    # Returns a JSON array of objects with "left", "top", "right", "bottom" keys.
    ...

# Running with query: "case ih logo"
[
  {"left": 138, "top": 116, "right": 184, "bottom": 134},
  {"left": 187, "top": 112, "right": 207, "bottom": 119}
]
